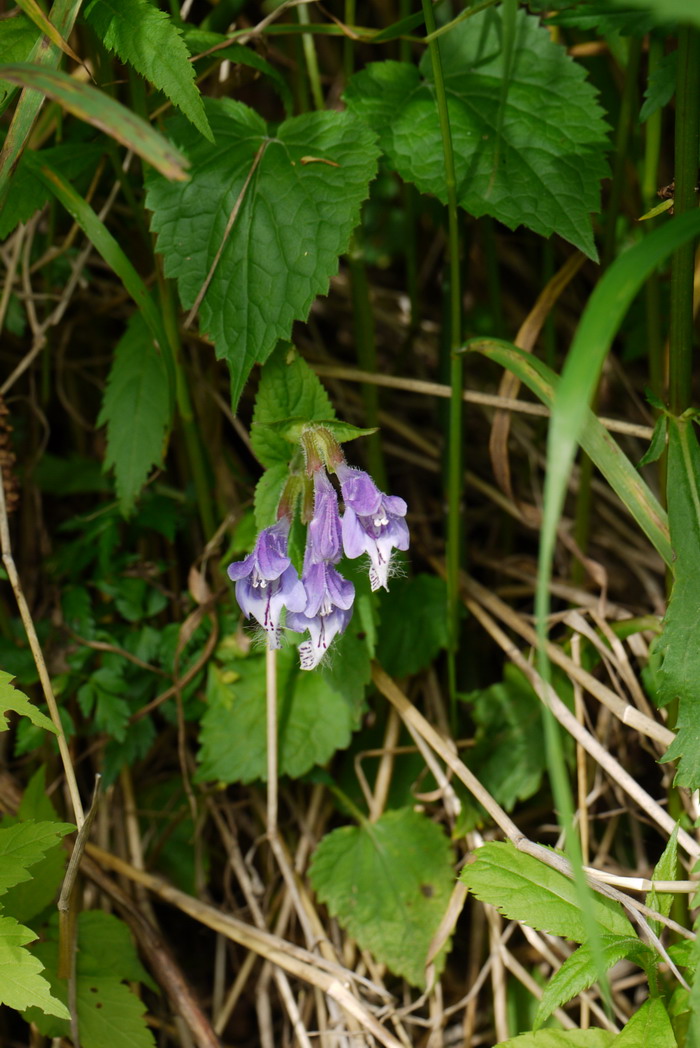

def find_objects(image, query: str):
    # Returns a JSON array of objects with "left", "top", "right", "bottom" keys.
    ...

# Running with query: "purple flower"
[
  {"left": 336, "top": 463, "right": 409, "bottom": 591},
  {"left": 306, "top": 469, "right": 342, "bottom": 564},
  {"left": 227, "top": 519, "right": 306, "bottom": 648},
  {"left": 287, "top": 560, "right": 355, "bottom": 670}
]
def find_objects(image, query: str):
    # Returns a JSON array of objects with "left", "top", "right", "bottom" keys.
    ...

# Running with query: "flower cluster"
[{"left": 227, "top": 437, "right": 409, "bottom": 670}]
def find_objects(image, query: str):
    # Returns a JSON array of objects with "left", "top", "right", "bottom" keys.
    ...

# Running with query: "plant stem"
[
  {"left": 297, "top": 2, "right": 325, "bottom": 111},
  {"left": 421, "top": 0, "right": 463, "bottom": 710},
  {"left": 669, "top": 25, "right": 700, "bottom": 415},
  {"left": 602, "top": 37, "right": 642, "bottom": 267}
]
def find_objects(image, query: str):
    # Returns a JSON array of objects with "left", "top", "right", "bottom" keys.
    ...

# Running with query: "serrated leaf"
[
  {"left": 84, "top": 0, "right": 211, "bottom": 140},
  {"left": 251, "top": 347, "right": 334, "bottom": 467},
  {"left": 460, "top": 841, "right": 635, "bottom": 941},
  {"left": 146, "top": 101, "right": 380, "bottom": 408},
  {"left": 309, "top": 807, "right": 454, "bottom": 987},
  {"left": 0, "top": 13, "right": 39, "bottom": 113},
  {"left": 0, "top": 820, "right": 74, "bottom": 896},
  {"left": 345, "top": 9, "right": 610, "bottom": 259},
  {"left": 640, "top": 49, "right": 677, "bottom": 123},
  {"left": 654, "top": 417, "right": 700, "bottom": 785},
  {"left": 196, "top": 646, "right": 365, "bottom": 784},
  {"left": 612, "top": 998, "right": 677, "bottom": 1047},
  {"left": 496, "top": 1031, "right": 614, "bottom": 1048},
  {"left": 97, "top": 312, "right": 172, "bottom": 517},
  {"left": 377, "top": 575, "right": 448, "bottom": 677},
  {"left": 534, "top": 936, "right": 652, "bottom": 1029},
  {"left": 0, "top": 915, "right": 69, "bottom": 1019},
  {"left": 0, "top": 669, "right": 57, "bottom": 735}
]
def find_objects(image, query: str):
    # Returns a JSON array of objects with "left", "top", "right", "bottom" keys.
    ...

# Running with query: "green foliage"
[
  {"left": 309, "top": 807, "right": 454, "bottom": 987},
  {"left": 495, "top": 1032, "right": 614, "bottom": 1048},
  {"left": 24, "top": 912, "right": 156, "bottom": 1047},
  {"left": 640, "top": 49, "right": 677, "bottom": 122},
  {"left": 97, "top": 312, "right": 172, "bottom": 516},
  {"left": 460, "top": 842, "right": 635, "bottom": 941},
  {"left": 251, "top": 347, "right": 334, "bottom": 468},
  {"left": 196, "top": 631, "right": 369, "bottom": 783},
  {"left": 376, "top": 574, "right": 448, "bottom": 677},
  {"left": 0, "top": 12, "right": 38, "bottom": 112},
  {"left": 612, "top": 998, "right": 677, "bottom": 1047},
  {"left": 84, "top": 0, "right": 212, "bottom": 140},
  {"left": 646, "top": 824, "right": 679, "bottom": 937},
  {"left": 0, "top": 670, "right": 57, "bottom": 735},
  {"left": 146, "top": 100, "right": 380, "bottom": 407},
  {"left": 183, "top": 29, "right": 294, "bottom": 116},
  {"left": 345, "top": 8, "right": 610, "bottom": 258},
  {"left": 654, "top": 417, "right": 700, "bottom": 785},
  {"left": 0, "top": 820, "right": 74, "bottom": 895},
  {"left": 0, "top": 915, "right": 69, "bottom": 1019}
]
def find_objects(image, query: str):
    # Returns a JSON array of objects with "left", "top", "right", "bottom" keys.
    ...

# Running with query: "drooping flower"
[
  {"left": 336, "top": 463, "right": 409, "bottom": 591},
  {"left": 227, "top": 518, "right": 306, "bottom": 648},
  {"left": 287, "top": 559, "right": 355, "bottom": 670},
  {"left": 306, "top": 469, "right": 342, "bottom": 564}
]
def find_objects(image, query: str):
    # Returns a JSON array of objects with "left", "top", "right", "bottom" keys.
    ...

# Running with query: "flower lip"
[
  {"left": 287, "top": 560, "right": 355, "bottom": 669},
  {"left": 227, "top": 518, "right": 292, "bottom": 583},
  {"left": 226, "top": 519, "right": 305, "bottom": 647}
]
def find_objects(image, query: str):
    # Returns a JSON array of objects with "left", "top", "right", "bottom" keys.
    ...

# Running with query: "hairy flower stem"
[
  {"left": 421, "top": 0, "right": 464, "bottom": 714},
  {"left": 669, "top": 25, "right": 700, "bottom": 416}
]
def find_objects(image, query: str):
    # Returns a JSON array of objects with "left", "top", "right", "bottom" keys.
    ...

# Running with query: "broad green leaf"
[
  {"left": 251, "top": 347, "right": 334, "bottom": 468},
  {"left": 377, "top": 575, "right": 448, "bottom": 677},
  {"left": 0, "top": 670, "right": 57, "bottom": 735},
  {"left": 612, "top": 998, "right": 677, "bottom": 1047},
  {"left": 309, "top": 807, "right": 454, "bottom": 987},
  {"left": 196, "top": 646, "right": 365, "bottom": 784},
  {"left": 84, "top": 0, "right": 212, "bottom": 140},
  {"left": 496, "top": 1031, "right": 614, "bottom": 1048},
  {"left": 0, "top": 820, "right": 74, "bottom": 896},
  {"left": 0, "top": 915, "right": 69, "bottom": 1019},
  {"left": 0, "top": 64, "right": 189, "bottom": 181},
  {"left": 460, "top": 841, "right": 635, "bottom": 941},
  {"left": 146, "top": 100, "right": 380, "bottom": 408},
  {"left": 640, "top": 49, "right": 677, "bottom": 123},
  {"left": 534, "top": 936, "right": 653, "bottom": 1029},
  {"left": 466, "top": 338, "right": 673, "bottom": 567},
  {"left": 345, "top": 9, "right": 610, "bottom": 258},
  {"left": 646, "top": 824, "right": 679, "bottom": 937},
  {"left": 0, "top": 13, "right": 38, "bottom": 113},
  {"left": 254, "top": 462, "right": 290, "bottom": 532},
  {"left": 184, "top": 28, "right": 293, "bottom": 117},
  {"left": 76, "top": 911, "right": 156, "bottom": 990},
  {"left": 97, "top": 312, "right": 172, "bottom": 517},
  {"left": 655, "top": 417, "right": 700, "bottom": 786}
]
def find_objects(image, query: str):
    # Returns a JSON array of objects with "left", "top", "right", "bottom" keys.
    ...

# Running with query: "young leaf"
[
  {"left": 612, "top": 998, "right": 676, "bottom": 1047},
  {"left": 640, "top": 49, "right": 677, "bottom": 123},
  {"left": 146, "top": 100, "right": 380, "bottom": 408},
  {"left": 251, "top": 347, "right": 334, "bottom": 468},
  {"left": 0, "top": 820, "right": 74, "bottom": 896},
  {"left": 534, "top": 936, "right": 653, "bottom": 1029},
  {"left": 460, "top": 841, "right": 635, "bottom": 942},
  {"left": 0, "top": 915, "right": 69, "bottom": 1019},
  {"left": 377, "top": 574, "right": 449, "bottom": 677},
  {"left": 83, "top": 0, "right": 212, "bottom": 141},
  {"left": 97, "top": 312, "right": 172, "bottom": 517},
  {"left": 345, "top": 8, "right": 610, "bottom": 259},
  {"left": 638, "top": 413, "right": 668, "bottom": 467},
  {"left": 495, "top": 1031, "right": 614, "bottom": 1048},
  {"left": 309, "top": 807, "right": 454, "bottom": 987},
  {"left": 0, "top": 670, "right": 57, "bottom": 735},
  {"left": 654, "top": 417, "right": 700, "bottom": 785},
  {"left": 646, "top": 824, "right": 679, "bottom": 937},
  {"left": 196, "top": 647, "right": 365, "bottom": 784}
]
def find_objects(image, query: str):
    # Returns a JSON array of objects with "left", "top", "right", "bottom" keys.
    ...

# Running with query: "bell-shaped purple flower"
[
  {"left": 336, "top": 463, "right": 409, "bottom": 591},
  {"left": 227, "top": 519, "right": 306, "bottom": 648},
  {"left": 287, "top": 560, "right": 355, "bottom": 670},
  {"left": 307, "top": 469, "right": 342, "bottom": 564}
]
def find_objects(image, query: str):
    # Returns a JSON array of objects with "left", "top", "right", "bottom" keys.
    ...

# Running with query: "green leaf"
[
  {"left": 196, "top": 646, "right": 365, "bottom": 784},
  {"left": 251, "top": 347, "right": 334, "bottom": 468},
  {"left": 638, "top": 413, "right": 668, "bottom": 468},
  {"left": 183, "top": 28, "right": 294, "bottom": 117},
  {"left": 460, "top": 841, "right": 636, "bottom": 942},
  {"left": 541, "top": 2, "right": 662, "bottom": 34},
  {"left": 309, "top": 807, "right": 454, "bottom": 987},
  {"left": 640, "top": 49, "right": 677, "bottom": 123},
  {"left": 0, "top": 915, "right": 69, "bottom": 1019},
  {"left": 0, "top": 670, "right": 57, "bottom": 735},
  {"left": 655, "top": 417, "right": 700, "bottom": 785},
  {"left": 646, "top": 824, "right": 679, "bottom": 937},
  {"left": 0, "top": 12, "right": 39, "bottom": 113},
  {"left": 146, "top": 100, "right": 380, "bottom": 407},
  {"left": 377, "top": 575, "right": 449, "bottom": 677},
  {"left": 77, "top": 911, "right": 156, "bottom": 990},
  {"left": 535, "top": 936, "right": 653, "bottom": 1029},
  {"left": 612, "top": 998, "right": 677, "bottom": 1047},
  {"left": 0, "top": 820, "right": 74, "bottom": 896},
  {"left": 496, "top": 1031, "right": 615, "bottom": 1048},
  {"left": 97, "top": 312, "right": 172, "bottom": 517},
  {"left": 78, "top": 667, "right": 130, "bottom": 741},
  {"left": 345, "top": 9, "right": 610, "bottom": 258},
  {"left": 608, "top": 0, "right": 698, "bottom": 26},
  {"left": 254, "top": 462, "right": 290, "bottom": 532},
  {"left": 0, "top": 64, "right": 189, "bottom": 181},
  {"left": 84, "top": 0, "right": 212, "bottom": 140}
]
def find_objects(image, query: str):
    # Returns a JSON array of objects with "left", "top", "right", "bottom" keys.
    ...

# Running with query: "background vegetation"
[{"left": 1, "top": 0, "right": 700, "bottom": 1045}]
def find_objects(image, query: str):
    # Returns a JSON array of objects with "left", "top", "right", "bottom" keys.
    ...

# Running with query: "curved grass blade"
[
  {"left": 0, "top": 64, "right": 189, "bottom": 181},
  {"left": 14, "top": 0, "right": 83, "bottom": 66},
  {"left": 465, "top": 338, "right": 673, "bottom": 568}
]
